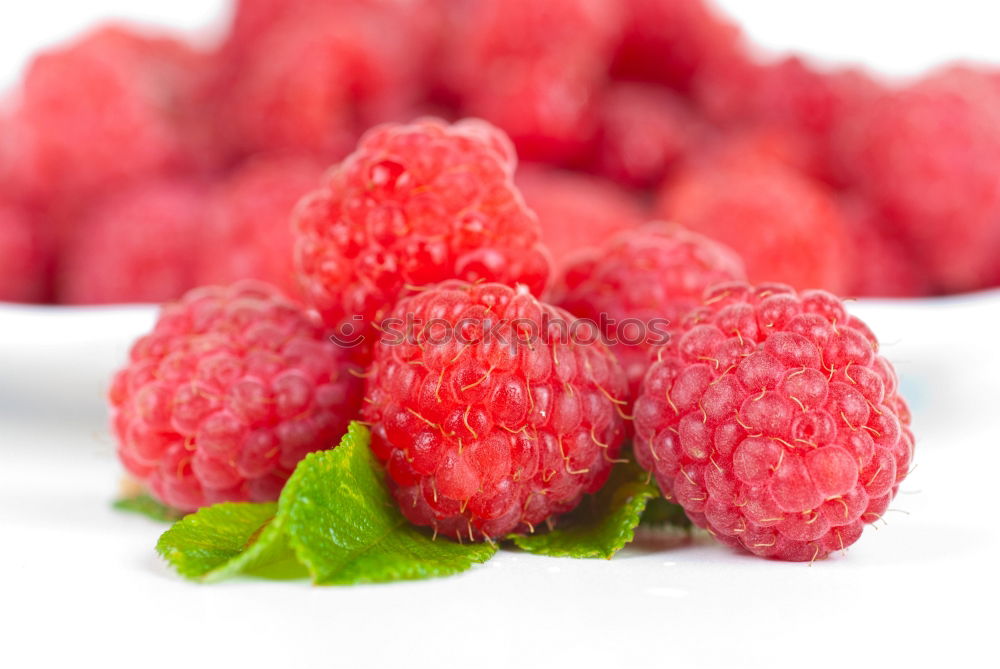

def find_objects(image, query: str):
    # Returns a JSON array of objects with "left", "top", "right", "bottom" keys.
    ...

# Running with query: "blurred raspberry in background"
[{"left": 1, "top": 0, "right": 999, "bottom": 305}]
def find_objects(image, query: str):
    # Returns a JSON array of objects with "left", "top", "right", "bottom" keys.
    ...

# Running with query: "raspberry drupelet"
[
  {"left": 632, "top": 282, "right": 914, "bottom": 561},
  {"left": 556, "top": 222, "right": 746, "bottom": 396},
  {"left": 110, "top": 281, "right": 362, "bottom": 511},
  {"left": 293, "top": 118, "right": 551, "bottom": 359},
  {"left": 363, "top": 280, "right": 629, "bottom": 541}
]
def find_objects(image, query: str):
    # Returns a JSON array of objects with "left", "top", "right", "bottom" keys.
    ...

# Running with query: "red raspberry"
[
  {"left": 458, "top": 57, "right": 604, "bottom": 165},
  {"left": 293, "top": 118, "right": 551, "bottom": 357},
  {"left": 57, "top": 179, "right": 208, "bottom": 305},
  {"left": 698, "top": 57, "right": 884, "bottom": 185},
  {"left": 658, "top": 154, "right": 852, "bottom": 293},
  {"left": 197, "top": 155, "right": 324, "bottom": 298},
  {"left": 611, "top": 0, "right": 745, "bottom": 92},
  {"left": 633, "top": 282, "right": 914, "bottom": 561},
  {"left": 698, "top": 126, "right": 821, "bottom": 181},
  {"left": 13, "top": 26, "right": 204, "bottom": 204},
  {"left": 442, "top": 0, "right": 622, "bottom": 163},
  {"left": 515, "top": 165, "right": 646, "bottom": 269},
  {"left": 556, "top": 223, "right": 746, "bottom": 395},
  {"left": 0, "top": 199, "right": 48, "bottom": 303},
  {"left": 213, "top": 3, "right": 419, "bottom": 160},
  {"left": 839, "top": 196, "right": 929, "bottom": 298},
  {"left": 110, "top": 281, "right": 362, "bottom": 511},
  {"left": 594, "top": 83, "right": 709, "bottom": 188},
  {"left": 221, "top": 0, "right": 442, "bottom": 73},
  {"left": 363, "top": 280, "right": 629, "bottom": 540},
  {"left": 837, "top": 66, "right": 1000, "bottom": 292}
]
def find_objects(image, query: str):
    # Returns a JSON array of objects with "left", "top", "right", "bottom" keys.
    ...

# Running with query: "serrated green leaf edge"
[
  {"left": 510, "top": 458, "right": 660, "bottom": 559},
  {"left": 283, "top": 422, "right": 497, "bottom": 585},
  {"left": 155, "top": 422, "right": 496, "bottom": 585},
  {"left": 114, "top": 494, "right": 186, "bottom": 522}
]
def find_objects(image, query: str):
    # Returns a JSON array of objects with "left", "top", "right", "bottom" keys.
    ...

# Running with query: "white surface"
[
  {"left": 3, "top": 293, "right": 1000, "bottom": 668},
  {"left": 2, "top": 2, "right": 1000, "bottom": 668},
  {"left": 715, "top": 0, "right": 1000, "bottom": 77}
]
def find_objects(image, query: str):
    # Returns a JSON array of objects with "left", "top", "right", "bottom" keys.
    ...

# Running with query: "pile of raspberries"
[
  {"left": 8, "top": 1, "right": 930, "bottom": 561},
  {"left": 0, "top": 0, "right": 998, "bottom": 304}
]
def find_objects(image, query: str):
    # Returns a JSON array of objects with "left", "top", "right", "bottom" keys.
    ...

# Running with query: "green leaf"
[
  {"left": 154, "top": 422, "right": 496, "bottom": 585},
  {"left": 510, "top": 456, "right": 659, "bottom": 559},
  {"left": 639, "top": 496, "right": 693, "bottom": 530},
  {"left": 114, "top": 494, "right": 185, "bottom": 523},
  {"left": 283, "top": 422, "right": 497, "bottom": 585},
  {"left": 155, "top": 502, "right": 298, "bottom": 582}
]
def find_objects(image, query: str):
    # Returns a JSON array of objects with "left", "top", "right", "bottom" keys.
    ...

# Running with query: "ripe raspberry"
[
  {"left": 221, "top": 0, "right": 442, "bottom": 74},
  {"left": 441, "top": 0, "right": 622, "bottom": 163},
  {"left": 698, "top": 126, "right": 821, "bottom": 181},
  {"left": 633, "top": 282, "right": 914, "bottom": 561},
  {"left": 110, "top": 281, "right": 362, "bottom": 511},
  {"left": 0, "top": 199, "right": 48, "bottom": 303},
  {"left": 556, "top": 222, "right": 746, "bottom": 395},
  {"left": 698, "top": 57, "right": 884, "bottom": 185},
  {"left": 212, "top": 3, "right": 419, "bottom": 160},
  {"left": 658, "top": 155, "right": 852, "bottom": 293},
  {"left": 293, "top": 118, "right": 551, "bottom": 356},
  {"left": 515, "top": 165, "right": 646, "bottom": 268},
  {"left": 13, "top": 26, "right": 204, "bottom": 204},
  {"left": 839, "top": 196, "right": 929, "bottom": 298},
  {"left": 593, "top": 83, "right": 708, "bottom": 188},
  {"left": 836, "top": 66, "right": 1000, "bottom": 292},
  {"left": 57, "top": 179, "right": 208, "bottom": 305},
  {"left": 363, "top": 280, "right": 629, "bottom": 540},
  {"left": 197, "top": 155, "right": 323, "bottom": 298},
  {"left": 611, "top": 0, "right": 745, "bottom": 92}
]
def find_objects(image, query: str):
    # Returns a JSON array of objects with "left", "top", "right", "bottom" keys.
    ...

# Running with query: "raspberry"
[
  {"left": 442, "top": 0, "right": 622, "bottom": 163},
  {"left": 658, "top": 154, "right": 852, "bottom": 293},
  {"left": 555, "top": 222, "right": 746, "bottom": 395},
  {"left": 221, "top": 0, "right": 442, "bottom": 73},
  {"left": 57, "top": 179, "right": 208, "bottom": 305},
  {"left": 836, "top": 66, "right": 1000, "bottom": 292},
  {"left": 839, "top": 196, "right": 929, "bottom": 298},
  {"left": 633, "top": 282, "right": 914, "bottom": 561},
  {"left": 594, "top": 83, "right": 708, "bottom": 188},
  {"left": 213, "top": 3, "right": 419, "bottom": 160},
  {"left": 0, "top": 199, "right": 48, "bottom": 303},
  {"left": 698, "top": 57, "right": 884, "bottom": 185},
  {"left": 197, "top": 155, "right": 323, "bottom": 298},
  {"left": 698, "top": 126, "right": 821, "bottom": 181},
  {"left": 611, "top": 0, "right": 745, "bottom": 92},
  {"left": 293, "top": 118, "right": 550, "bottom": 357},
  {"left": 515, "top": 165, "right": 646, "bottom": 268},
  {"left": 363, "top": 280, "right": 629, "bottom": 540},
  {"left": 110, "top": 281, "right": 362, "bottom": 511},
  {"left": 13, "top": 26, "right": 203, "bottom": 205}
]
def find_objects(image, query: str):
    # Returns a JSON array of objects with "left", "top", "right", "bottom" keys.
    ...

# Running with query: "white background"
[{"left": 2, "top": 2, "right": 1000, "bottom": 668}]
